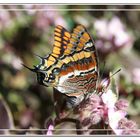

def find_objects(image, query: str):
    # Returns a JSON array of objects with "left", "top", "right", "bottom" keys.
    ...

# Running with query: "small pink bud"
[
  {"left": 115, "top": 99, "right": 129, "bottom": 111},
  {"left": 46, "top": 124, "right": 54, "bottom": 135}
]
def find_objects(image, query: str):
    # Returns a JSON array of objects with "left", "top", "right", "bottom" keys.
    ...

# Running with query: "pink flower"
[
  {"left": 31, "top": 5, "right": 67, "bottom": 31},
  {"left": 101, "top": 88, "right": 139, "bottom": 135},
  {"left": 108, "top": 17, "right": 131, "bottom": 47},
  {"left": 107, "top": 109, "right": 127, "bottom": 135},
  {"left": 101, "top": 89, "right": 127, "bottom": 135},
  {"left": 0, "top": 7, "right": 11, "bottom": 30},
  {"left": 77, "top": 94, "right": 102, "bottom": 125},
  {"left": 20, "top": 109, "right": 33, "bottom": 128},
  {"left": 101, "top": 89, "right": 118, "bottom": 108},
  {"left": 46, "top": 124, "right": 54, "bottom": 135},
  {"left": 118, "top": 118, "right": 140, "bottom": 135},
  {"left": 122, "top": 130, "right": 140, "bottom": 135},
  {"left": 11, "top": 56, "right": 23, "bottom": 70},
  {"left": 94, "top": 17, "right": 133, "bottom": 54},
  {"left": 115, "top": 99, "right": 129, "bottom": 111},
  {"left": 132, "top": 68, "right": 140, "bottom": 84},
  {"left": 118, "top": 118, "right": 137, "bottom": 129},
  {"left": 78, "top": 87, "right": 127, "bottom": 132},
  {"left": 71, "top": 77, "right": 139, "bottom": 135}
]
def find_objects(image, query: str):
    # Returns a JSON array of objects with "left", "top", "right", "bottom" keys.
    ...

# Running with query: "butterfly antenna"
[
  {"left": 101, "top": 68, "right": 121, "bottom": 86},
  {"left": 33, "top": 53, "right": 44, "bottom": 59},
  {"left": 109, "top": 68, "right": 121, "bottom": 79},
  {"left": 22, "top": 63, "right": 36, "bottom": 72}
]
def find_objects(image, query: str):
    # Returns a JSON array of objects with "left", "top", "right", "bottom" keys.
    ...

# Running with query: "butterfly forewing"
[{"left": 46, "top": 25, "right": 71, "bottom": 68}]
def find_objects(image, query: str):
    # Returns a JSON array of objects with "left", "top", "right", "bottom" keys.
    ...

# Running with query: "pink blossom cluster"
[{"left": 94, "top": 17, "right": 133, "bottom": 55}]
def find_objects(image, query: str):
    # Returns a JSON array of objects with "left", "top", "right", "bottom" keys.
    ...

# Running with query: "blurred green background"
[{"left": 0, "top": 5, "right": 140, "bottom": 132}]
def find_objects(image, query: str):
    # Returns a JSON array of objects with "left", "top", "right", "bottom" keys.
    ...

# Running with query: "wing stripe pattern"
[
  {"left": 46, "top": 25, "right": 71, "bottom": 68},
  {"left": 34, "top": 25, "right": 99, "bottom": 106},
  {"left": 56, "top": 25, "right": 98, "bottom": 95}
]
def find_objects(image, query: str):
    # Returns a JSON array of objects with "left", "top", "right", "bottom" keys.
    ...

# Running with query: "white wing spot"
[{"left": 86, "top": 42, "right": 93, "bottom": 47}]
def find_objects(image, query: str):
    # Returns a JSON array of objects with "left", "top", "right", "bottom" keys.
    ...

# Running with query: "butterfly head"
[{"left": 23, "top": 55, "right": 59, "bottom": 87}]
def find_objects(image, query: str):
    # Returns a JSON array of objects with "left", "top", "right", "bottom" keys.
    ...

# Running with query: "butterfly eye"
[{"left": 37, "top": 72, "right": 46, "bottom": 85}]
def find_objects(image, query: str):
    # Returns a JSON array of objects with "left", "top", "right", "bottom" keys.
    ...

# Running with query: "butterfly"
[{"left": 24, "top": 25, "right": 103, "bottom": 107}]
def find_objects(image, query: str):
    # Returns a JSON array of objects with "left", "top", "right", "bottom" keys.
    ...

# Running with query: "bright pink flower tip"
[{"left": 46, "top": 124, "right": 54, "bottom": 135}]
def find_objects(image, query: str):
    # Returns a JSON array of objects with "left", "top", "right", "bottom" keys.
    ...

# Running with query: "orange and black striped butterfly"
[{"left": 24, "top": 25, "right": 99, "bottom": 106}]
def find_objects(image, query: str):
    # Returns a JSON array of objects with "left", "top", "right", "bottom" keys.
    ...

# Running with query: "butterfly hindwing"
[{"left": 57, "top": 25, "right": 99, "bottom": 97}]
